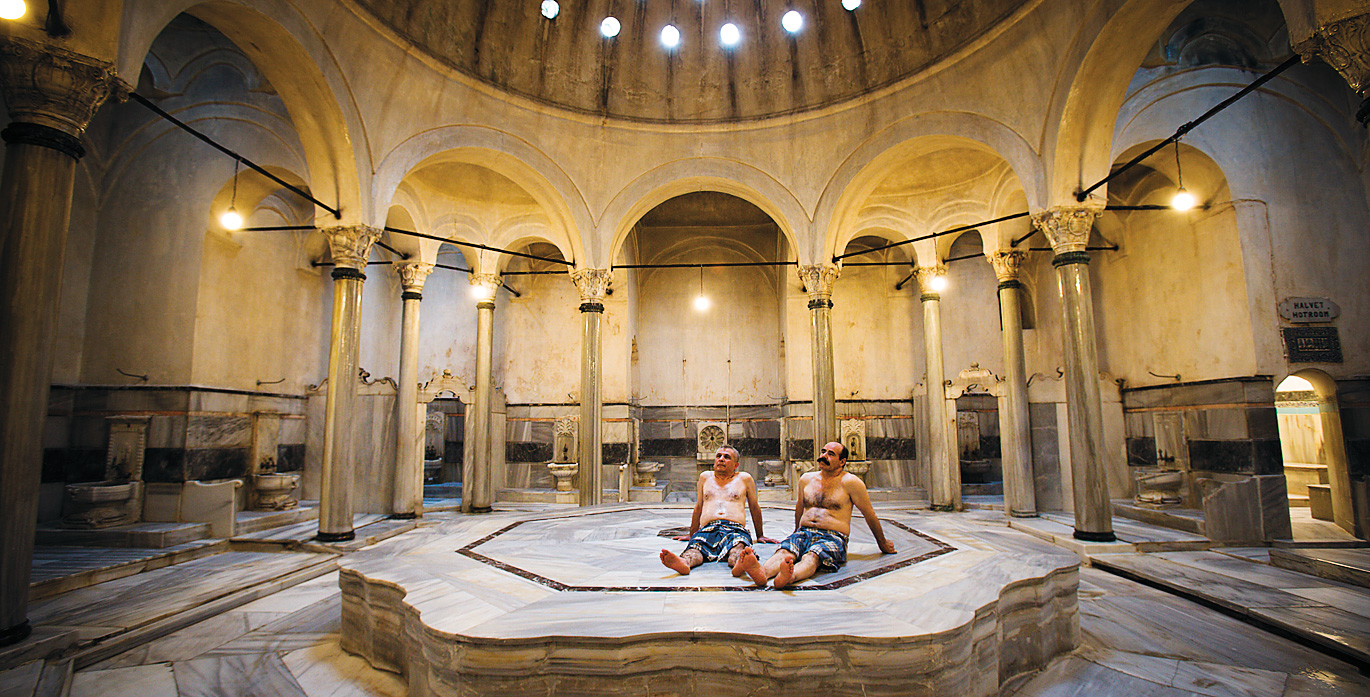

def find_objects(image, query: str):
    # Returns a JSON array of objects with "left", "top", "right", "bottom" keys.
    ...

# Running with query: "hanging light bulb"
[
  {"left": 781, "top": 10, "right": 804, "bottom": 34},
  {"left": 600, "top": 16, "right": 620, "bottom": 38},
  {"left": 471, "top": 282, "right": 496, "bottom": 301},
  {"left": 930, "top": 274, "right": 948, "bottom": 292},
  {"left": 693, "top": 266, "right": 709, "bottom": 312},
  {"left": 540, "top": 0, "right": 559, "bottom": 20},
  {"left": 219, "top": 158, "right": 243, "bottom": 230},
  {"left": 1171, "top": 138, "right": 1196, "bottom": 211},
  {"left": 720, "top": 22, "right": 741, "bottom": 47},
  {"left": 661, "top": 24, "right": 681, "bottom": 49},
  {"left": 0, "top": 0, "right": 25, "bottom": 20}
]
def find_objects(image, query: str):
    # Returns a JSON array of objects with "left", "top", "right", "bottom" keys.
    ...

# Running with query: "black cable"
[
  {"left": 383, "top": 226, "right": 572, "bottom": 266},
  {"left": 832, "top": 211, "right": 1031, "bottom": 261}
]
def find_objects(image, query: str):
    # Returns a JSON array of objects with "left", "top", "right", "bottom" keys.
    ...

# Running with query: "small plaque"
[
  {"left": 1283, "top": 327, "right": 1342, "bottom": 363},
  {"left": 1278, "top": 297, "right": 1340, "bottom": 323}
]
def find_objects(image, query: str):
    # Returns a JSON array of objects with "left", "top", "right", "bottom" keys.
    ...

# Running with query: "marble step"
[
  {"left": 29, "top": 539, "right": 228, "bottom": 601},
  {"left": 1092, "top": 552, "right": 1370, "bottom": 669},
  {"left": 233, "top": 503, "right": 319, "bottom": 535},
  {"left": 34, "top": 521, "right": 212, "bottom": 549},
  {"left": 1111, "top": 500, "right": 1206, "bottom": 536},
  {"left": 1270, "top": 548, "right": 1370, "bottom": 589}
]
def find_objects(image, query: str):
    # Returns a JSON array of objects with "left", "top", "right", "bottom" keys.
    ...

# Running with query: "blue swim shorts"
[
  {"left": 778, "top": 526, "right": 849, "bottom": 572},
  {"left": 685, "top": 519, "right": 754, "bottom": 562}
]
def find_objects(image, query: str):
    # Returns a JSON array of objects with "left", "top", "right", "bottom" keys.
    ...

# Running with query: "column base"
[
  {"left": 316, "top": 530, "right": 356, "bottom": 543},
  {"left": 468, "top": 506, "right": 493, "bottom": 514},
  {"left": 1073, "top": 529, "right": 1116, "bottom": 542},
  {"left": 1008, "top": 510, "right": 1040, "bottom": 519},
  {"left": 0, "top": 620, "right": 32, "bottom": 648},
  {"left": 388, "top": 512, "right": 419, "bottom": 520},
  {"left": 930, "top": 504, "right": 956, "bottom": 512}
]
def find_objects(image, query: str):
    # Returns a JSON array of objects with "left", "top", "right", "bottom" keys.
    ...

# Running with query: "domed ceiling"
[{"left": 354, "top": 0, "right": 1031, "bottom": 124}]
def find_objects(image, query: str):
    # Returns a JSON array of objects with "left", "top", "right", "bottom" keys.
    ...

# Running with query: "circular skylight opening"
[
  {"left": 720, "top": 22, "right": 741, "bottom": 47},
  {"left": 601, "top": 16, "right": 621, "bottom": 38},
  {"left": 781, "top": 11, "right": 803, "bottom": 34},
  {"left": 842, "top": 0, "right": 861, "bottom": 10},
  {"left": 540, "top": 0, "right": 559, "bottom": 20},
  {"left": 661, "top": 24, "right": 681, "bottom": 48}
]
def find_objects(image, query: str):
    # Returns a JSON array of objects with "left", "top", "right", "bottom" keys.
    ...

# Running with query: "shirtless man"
[
  {"left": 659, "top": 445, "right": 775, "bottom": 583},
  {"left": 736, "top": 441, "right": 896, "bottom": 588}
]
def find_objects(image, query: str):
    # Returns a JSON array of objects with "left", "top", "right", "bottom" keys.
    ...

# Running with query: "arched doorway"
[{"left": 1276, "top": 370, "right": 1358, "bottom": 539}]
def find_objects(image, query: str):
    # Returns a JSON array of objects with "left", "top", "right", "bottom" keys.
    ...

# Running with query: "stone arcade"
[{"left": 2, "top": 0, "right": 1370, "bottom": 695}]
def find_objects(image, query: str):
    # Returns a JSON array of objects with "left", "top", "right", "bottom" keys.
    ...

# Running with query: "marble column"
[
  {"left": 1292, "top": 12, "right": 1370, "bottom": 121},
  {"left": 798, "top": 265, "right": 840, "bottom": 457},
  {"left": 1033, "top": 204, "right": 1114, "bottom": 541},
  {"left": 392, "top": 262, "right": 434, "bottom": 519},
  {"left": 465, "top": 273, "right": 499, "bottom": 513},
  {"left": 572, "top": 269, "right": 610, "bottom": 506},
  {"left": 317, "top": 225, "right": 381, "bottom": 542},
  {"left": 915, "top": 265, "right": 959, "bottom": 512},
  {"left": 989, "top": 250, "right": 1037, "bottom": 518},
  {"left": 0, "top": 37, "right": 120, "bottom": 647}
]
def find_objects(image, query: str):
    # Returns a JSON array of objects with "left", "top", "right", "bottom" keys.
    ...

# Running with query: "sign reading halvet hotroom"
[{"left": 1278, "top": 297, "right": 1340, "bottom": 323}]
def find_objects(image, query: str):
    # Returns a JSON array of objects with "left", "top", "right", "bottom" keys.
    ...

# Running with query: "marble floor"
[{"left": 5, "top": 504, "right": 1370, "bottom": 696}]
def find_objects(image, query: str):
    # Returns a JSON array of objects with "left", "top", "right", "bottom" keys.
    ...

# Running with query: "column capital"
[
  {"left": 0, "top": 37, "right": 125, "bottom": 140},
  {"left": 987, "top": 250, "right": 1027, "bottom": 284},
  {"left": 798, "top": 264, "right": 840, "bottom": 304},
  {"left": 1031, "top": 203, "right": 1104, "bottom": 255},
  {"left": 913, "top": 264, "right": 948, "bottom": 298},
  {"left": 470, "top": 273, "right": 500, "bottom": 307},
  {"left": 395, "top": 262, "right": 435, "bottom": 295},
  {"left": 321, "top": 225, "right": 381, "bottom": 271},
  {"left": 571, "top": 268, "right": 611, "bottom": 304},
  {"left": 1294, "top": 12, "right": 1370, "bottom": 95}
]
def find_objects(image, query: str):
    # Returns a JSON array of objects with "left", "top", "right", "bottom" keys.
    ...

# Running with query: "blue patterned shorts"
[
  {"left": 778, "top": 527, "right": 849, "bottom": 572},
  {"left": 685, "top": 519, "right": 754, "bottom": 562}
]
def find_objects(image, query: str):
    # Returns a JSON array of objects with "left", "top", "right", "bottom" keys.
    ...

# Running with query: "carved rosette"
[
  {"left": 797, "top": 264, "right": 840, "bottom": 306},
  {"left": 571, "top": 268, "right": 611, "bottom": 303},
  {"left": 0, "top": 36, "right": 125, "bottom": 136},
  {"left": 987, "top": 250, "right": 1026, "bottom": 283},
  {"left": 321, "top": 225, "right": 382, "bottom": 271},
  {"left": 395, "top": 262, "right": 435, "bottom": 294},
  {"left": 1031, "top": 204, "right": 1104, "bottom": 255},
  {"left": 1294, "top": 13, "right": 1370, "bottom": 94},
  {"left": 913, "top": 264, "right": 948, "bottom": 296}
]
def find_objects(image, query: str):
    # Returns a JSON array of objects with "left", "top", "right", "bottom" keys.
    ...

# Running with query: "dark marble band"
[
  {"left": 317, "top": 530, "right": 356, "bottom": 542},
  {"left": 2, "top": 121, "right": 84, "bottom": 160},
  {"left": 1008, "top": 510, "right": 1039, "bottom": 519},
  {"left": 920, "top": 293, "right": 940, "bottom": 303},
  {"left": 1073, "top": 529, "right": 1116, "bottom": 542},
  {"left": 477, "top": 301, "right": 495, "bottom": 310},
  {"left": 929, "top": 503, "right": 955, "bottom": 512},
  {"left": 998, "top": 280, "right": 1023, "bottom": 291},
  {"left": 1052, "top": 251, "right": 1090, "bottom": 267},
  {"left": 807, "top": 298, "right": 833, "bottom": 310},
  {"left": 331, "top": 267, "right": 365, "bottom": 281},
  {"left": 401, "top": 291, "right": 422, "bottom": 301},
  {"left": 0, "top": 620, "right": 32, "bottom": 647},
  {"left": 580, "top": 301, "right": 605, "bottom": 313},
  {"left": 389, "top": 512, "right": 418, "bottom": 520}
]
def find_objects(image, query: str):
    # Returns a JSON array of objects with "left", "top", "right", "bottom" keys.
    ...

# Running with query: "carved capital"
[
  {"left": 1031, "top": 204, "right": 1103, "bottom": 255},
  {"left": 913, "top": 264, "right": 948, "bottom": 295},
  {"left": 1294, "top": 13, "right": 1370, "bottom": 94},
  {"left": 571, "top": 268, "right": 611, "bottom": 303},
  {"left": 470, "top": 272, "right": 500, "bottom": 298},
  {"left": 797, "top": 264, "right": 840, "bottom": 302},
  {"left": 0, "top": 37, "right": 125, "bottom": 137},
  {"left": 987, "top": 250, "right": 1027, "bottom": 283},
  {"left": 321, "top": 225, "right": 381, "bottom": 270},
  {"left": 395, "top": 262, "right": 435, "bottom": 293}
]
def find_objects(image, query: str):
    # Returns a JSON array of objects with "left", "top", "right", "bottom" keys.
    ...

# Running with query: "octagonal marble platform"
[{"left": 339, "top": 504, "right": 1080, "bottom": 696}]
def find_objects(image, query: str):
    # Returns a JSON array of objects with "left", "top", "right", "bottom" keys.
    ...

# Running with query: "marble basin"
[
  {"left": 251, "top": 472, "right": 301, "bottom": 511},
  {"left": 66, "top": 481, "right": 134, "bottom": 503},
  {"left": 253, "top": 473, "right": 300, "bottom": 491}
]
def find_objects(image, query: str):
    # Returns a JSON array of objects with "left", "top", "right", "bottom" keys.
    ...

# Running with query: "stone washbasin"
[{"left": 66, "top": 481, "right": 135, "bottom": 504}]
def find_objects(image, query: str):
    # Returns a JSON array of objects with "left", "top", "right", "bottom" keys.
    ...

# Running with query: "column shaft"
[
  {"left": 997, "top": 284, "right": 1036, "bottom": 516},
  {"left": 467, "top": 302, "right": 495, "bottom": 512},
  {"left": 319, "top": 269, "right": 364, "bottom": 540},
  {"left": 1055, "top": 259, "right": 1113, "bottom": 540},
  {"left": 922, "top": 295, "right": 957, "bottom": 511},
  {"left": 392, "top": 294, "right": 423, "bottom": 518},
  {"left": 810, "top": 301, "right": 837, "bottom": 453},
  {"left": 579, "top": 308, "right": 603, "bottom": 506}
]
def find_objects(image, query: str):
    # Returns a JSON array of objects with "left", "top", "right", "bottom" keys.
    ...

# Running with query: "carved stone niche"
[
  {"left": 553, "top": 417, "right": 577, "bottom": 464},
  {"left": 697, "top": 422, "right": 728, "bottom": 463},
  {"left": 840, "top": 419, "right": 866, "bottom": 462}
]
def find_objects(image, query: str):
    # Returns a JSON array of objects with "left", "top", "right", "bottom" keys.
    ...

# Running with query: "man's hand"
[
  {"left": 755, "top": 536, "right": 779, "bottom": 544},
  {"left": 672, "top": 535, "right": 690, "bottom": 542},
  {"left": 878, "top": 539, "right": 896, "bottom": 554}
]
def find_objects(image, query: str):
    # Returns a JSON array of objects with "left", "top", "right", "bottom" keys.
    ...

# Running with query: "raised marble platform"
[
  {"left": 340, "top": 504, "right": 1080, "bottom": 696},
  {"left": 1270, "top": 548, "right": 1370, "bottom": 589},
  {"left": 34, "top": 521, "right": 212, "bottom": 549}
]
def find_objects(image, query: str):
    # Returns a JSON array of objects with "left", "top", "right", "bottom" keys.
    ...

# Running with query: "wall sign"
[
  {"left": 1283, "top": 327, "right": 1342, "bottom": 363},
  {"left": 1278, "top": 297, "right": 1339, "bottom": 323}
]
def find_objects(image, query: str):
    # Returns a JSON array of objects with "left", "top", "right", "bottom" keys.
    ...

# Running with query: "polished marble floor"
[{"left": 4, "top": 504, "right": 1370, "bottom": 696}]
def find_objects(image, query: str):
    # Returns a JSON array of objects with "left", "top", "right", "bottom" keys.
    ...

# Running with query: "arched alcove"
[{"left": 1276, "top": 370, "right": 1358, "bottom": 538}]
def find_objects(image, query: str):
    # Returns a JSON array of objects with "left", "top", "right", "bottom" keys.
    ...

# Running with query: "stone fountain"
[{"left": 63, "top": 415, "right": 150, "bottom": 529}]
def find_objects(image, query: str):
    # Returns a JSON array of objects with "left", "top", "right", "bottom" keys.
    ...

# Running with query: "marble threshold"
[
  {"left": 1269, "top": 547, "right": 1370, "bottom": 589},
  {"left": 29, "top": 539, "right": 228, "bottom": 601}
]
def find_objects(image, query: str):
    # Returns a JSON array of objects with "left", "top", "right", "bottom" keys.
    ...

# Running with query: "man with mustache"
[
  {"left": 659, "top": 445, "right": 776, "bottom": 583},
  {"left": 735, "top": 441, "right": 896, "bottom": 588}
]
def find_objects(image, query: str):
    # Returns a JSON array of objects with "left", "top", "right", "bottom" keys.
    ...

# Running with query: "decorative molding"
[
  {"left": 987, "top": 250, "right": 1026, "bottom": 283},
  {"left": 1031, "top": 204, "right": 1104, "bottom": 255},
  {"left": 839, "top": 418, "right": 866, "bottom": 462},
  {"left": 1295, "top": 13, "right": 1370, "bottom": 94},
  {"left": 395, "top": 262, "right": 435, "bottom": 293},
  {"left": 913, "top": 265, "right": 948, "bottom": 295},
  {"left": 0, "top": 36, "right": 125, "bottom": 136},
  {"left": 571, "top": 268, "right": 612, "bottom": 303},
  {"left": 696, "top": 422, "right": 727, "bottom": 461},
  {"left": 797, "top": 264, "right": 840, "bottom": 302},
  {"left": 321, "top": 225, "right": 381, "bottom": 270}
]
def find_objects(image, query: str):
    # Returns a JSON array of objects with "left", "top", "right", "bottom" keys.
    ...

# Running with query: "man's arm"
[
  {"left": 793, "top": 473, "right": 809, "bottom": 529},
  {"left": 743, "top": 473, "right": 776, "bottom": 543},
  {"left": 847, "top": 475, "right": 896, "bottom": 554}
]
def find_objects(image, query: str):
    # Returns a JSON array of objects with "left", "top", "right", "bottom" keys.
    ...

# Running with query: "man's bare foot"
[
  {"left": 773, "top": 557, "right": 796, "bottom": 589},
  {"left": 731, "top": 547, "right": 753, "bottom": 577},
  {"left": 733, "top": 548, "right": 769, "bottom": 586},
  {"left": 660, "top": 549, "right": 691, "bottom": 575}
]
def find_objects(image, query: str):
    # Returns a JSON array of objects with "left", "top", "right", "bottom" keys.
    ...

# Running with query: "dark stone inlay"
[
  {"left": 1187, "top": 439, "right": 1283, "bottom": 476},
  {"left": 866, "top": 437, "right": 916, "bottom": 459},
  {"left": 640, "top": 438, "right": 693, "bottom": 457},
  {"left": 43, "top": 448, "right": 105, "bottom": 484},
  {"left": 1126, "top": 437, "right": 1157, "bottom": 467},
  {"left": 2, "top": 122, "right": 84, "bottom": 159},
  {"left": 1348, "top": 440, "right": 1370, "bottom": 479},
  {"left": 277, "top": 444, "right": 305, "bottom": 472},
  {"left": 602, "top": 442, "right": 631, "bottom": 464},
  {"left": 506, "top": 441, "right": 553, "bottom": 463},
  {"left": 1052, "top": 251, "right": 1090, "bottom": 267},
  {"left": 184, "top": 448, "right": 250, "bottom": 481},
  {"left": 729, "top": 438, "right": 781, "bottom": 458},
  {"left": 455, "top": 512, "right": 956, "bottom": 593},
  {"left": 787, "top": 439, "right": 814, "bottom": 460},
  {"left": 444, "top": 441, "right": 464, "bottom": 464}
]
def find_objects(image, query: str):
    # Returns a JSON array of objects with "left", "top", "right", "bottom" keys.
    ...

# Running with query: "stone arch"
[
  {"left": 118, "top": 0, "right": 368, "bottom": 223},
  {"left": 1278, "top": 368, "right": 1357, "bottom": 535},
  {"left": 599, "top": 159, "right": 805, "bottom": 267}
]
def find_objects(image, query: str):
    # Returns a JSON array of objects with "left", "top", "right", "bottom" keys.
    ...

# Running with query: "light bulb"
[
  {"left": 782, "top": 11, "right": 803, "bottom": 33},
  {"left": 930, "top": 275, "right": 948, "bottom": 292},
  {"left": 720, "top": 22, "right": 741, "bottom": 47},
  {"left": 842, "top": 0, "right": 861, "bottom": 10},
  {"left": 541, "top": 0, "right": 559, "bottom": 20},
  {"left": 661, "top": 24, "right": 681, "bottom": 48},
  {"left": 471, "top": 283, "right": 495, "bottom": 301},
  {"left": 694, "top": 294, "right": 710, "bottom": 312},
  {"left": 220, "top": 207, "right": 243, "bottom": 230},
  {"left": 1171, "top": 188, "right": 1196, "bottom": 211},
  {"left": 0, "top": 0, "right": 25, "bottom": 20},
  {"left": 601, "top": 16, "right": 620, "bottom": 38}
]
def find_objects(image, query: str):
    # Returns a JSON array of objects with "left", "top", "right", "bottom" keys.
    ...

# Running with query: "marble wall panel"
[
  {"left": 188, "top": 390, "right": 251, "bottom": 414},
  {"left": 278, "top": 415, "right": 306, "bottom": 445},
  {"left": 142, "top": 448, "right": 186, "bottom": 482},
  {"left": 1126, "top": 437, "right": 1157, "bottom": 466},
  {"left": 729, "top": 438, "right": 780, "bottom": 458},
  {"left": 865, "top": 460, "right": 917, "bottom": 488},
  {"left": 1246, "top": 407, "right": 1279, "bottom": 440},
  {"left": 1029, "top": 403, "right": 1063, "bottom": 512},
  {"left": 604, "top": 421, "right": 631, "bottom": 443},
  {"left": 638, "top": 421, "right": 671, "bottom": 440},
  {"left": 641, "top": 439, "right": 692, "bottom": 457},
  {"left": 186, "top": 414, "right": 251, "bottom": 449},
  {"left": 506, "top": 442, "right": 554, "bottom": 463},
  {"left": 43, "top": 414, "right": 70, "bottom": 450},
  {"left": 146, "top": 415, "right": 186, "bottom": 450},
  {"left": 184, "top": 448, "right": 250, "bottom": 481},
  {"left": 42, "top": 448, "right": 104, "bottom": 483},
  {"left": 1189, "top": 440, "right": 1282, "bottom": 476},
  {"left": 787, "top": 439, "right": 815, "bottom": 460},
  {"left": 602, "top": 443, "right": 631, "bottom": 464},
  {"left": 729, "top": 405, "right": 783, "bottom": 420},
  {"left": 106, "top": 389, "right": 191, "bottom": 413},
  {"left": 866, "top": 438, "right": 917, "bottom": 459},
  {"left": 70, "top": 415, "right": 107, "bottom": 449},
  {"left": 1184, "top": 408, "right": 1250, "bottom": 441},
  {"left": 866, "top": 418, "right": 914, "bottom": 439},
  {"left": 640, "top": 406, "right": 686, "bottom": 421},
  {"left": 786, "top": 418, "right": 813, "bottom": 440},
  {"left": 1348, "top": 441, "right": 1370, "bottom": 479}
]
